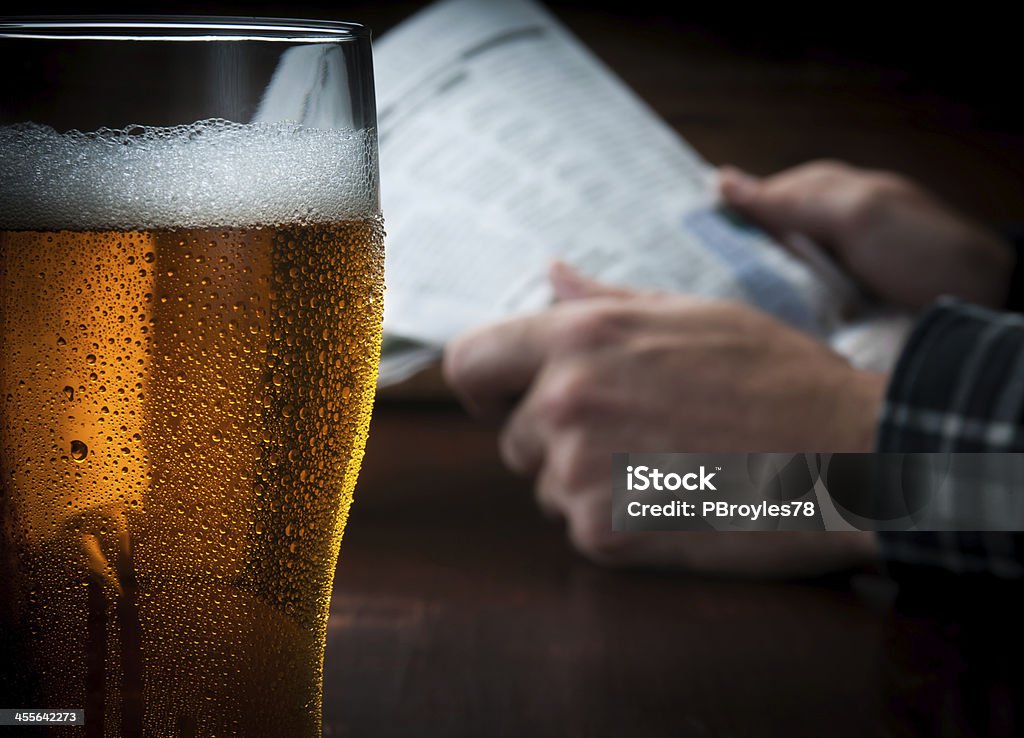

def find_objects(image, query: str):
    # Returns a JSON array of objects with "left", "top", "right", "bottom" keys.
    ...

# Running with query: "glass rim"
[{"left": 0, "top": 15, "right": 371, "bottom": 43}]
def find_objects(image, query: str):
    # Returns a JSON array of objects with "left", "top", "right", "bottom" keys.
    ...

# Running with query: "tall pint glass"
[{"left": 0, "top": 18, "right": 383, "bottom": 736}]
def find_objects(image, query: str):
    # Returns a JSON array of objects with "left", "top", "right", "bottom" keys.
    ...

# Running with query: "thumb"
[
  {"left": 717, "top": 165, "right": 763, "bottom": 208},
  {"left": 549, "top": 261, "right": 635, "bottom": 302},
  {"left": 717, "top": 164, "right": 842, "bottom": 243}
]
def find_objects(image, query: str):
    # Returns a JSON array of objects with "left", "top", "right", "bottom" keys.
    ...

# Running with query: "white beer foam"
[{"left": 0, "top": 119, "right": 378, "bottom": 230}]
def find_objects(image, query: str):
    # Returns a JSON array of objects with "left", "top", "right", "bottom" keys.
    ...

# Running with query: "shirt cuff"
[
  {"left": 877, "top": 298, "right": 1024, "bottom": 453},
  {"left": 875, "top": 298, "right": 1024, "bottom": 581}
]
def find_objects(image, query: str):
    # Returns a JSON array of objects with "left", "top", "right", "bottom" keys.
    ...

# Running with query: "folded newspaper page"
[{"left": 262, "top": 0, "right": 913, "bottom": 386}]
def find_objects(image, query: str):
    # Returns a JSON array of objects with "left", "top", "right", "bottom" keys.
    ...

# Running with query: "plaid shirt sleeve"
[{"left": 876, "top": 298, "right": 1024, "bottom": 579}]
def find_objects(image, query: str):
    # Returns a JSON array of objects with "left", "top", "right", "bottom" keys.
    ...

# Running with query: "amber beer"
[{"left": 0, "top": 121, "right": 383, "bottom": 735}]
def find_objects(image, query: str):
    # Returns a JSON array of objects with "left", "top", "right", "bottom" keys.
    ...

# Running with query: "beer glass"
[{"left": 0, "top": 18, "right": 383, "bottom": 736}]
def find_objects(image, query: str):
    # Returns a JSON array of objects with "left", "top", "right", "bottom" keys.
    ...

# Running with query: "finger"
[
  {"left": 443, "top": 313, "right": 551, "bottom": 418},
  {"left": 718, "top": 161, "right": 861, "bottom": 245},
  {"left": 498, "top": 394, "right": 549, "bottom": 477},
  {"left": 716, "top": 165, "right": 761, "bottom": 206},
  {"left": 500, "top": 398, "right": 568, "bottom": 518},
  {"left": 511, "top": 413, "right": 606, "bottom": 502},
  {"left": 549, "top": 260, "right": 636, "bottom": 302},
  {"left": 533, "top": 461, "right": 566, "bottom": 518},
  {"left": 495, "top": 364, "right": 592, "bottom": 479}
]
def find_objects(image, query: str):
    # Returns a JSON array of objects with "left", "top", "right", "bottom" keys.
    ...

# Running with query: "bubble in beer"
[{"left": 0, "top": 119, "right": 377, "bottom": 230}]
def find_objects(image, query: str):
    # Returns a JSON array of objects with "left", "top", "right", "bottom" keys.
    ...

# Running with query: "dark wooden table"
[
  {"left": 326, "top": 404, "right": 1024, "bottom": 738},
  {"left": 307, "top": 4, "right": 1024, "bottom": 737},
  {"left": 325, "top": 403, "right": 889, "bottom": 738}
]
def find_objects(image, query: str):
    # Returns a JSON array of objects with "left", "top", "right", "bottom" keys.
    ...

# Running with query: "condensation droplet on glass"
[
  {"left": 70, "top": 440, "right": 88, "bottom": 462},
  {"left": 62, "top": 386, "right": 74, "bottom": 401}
]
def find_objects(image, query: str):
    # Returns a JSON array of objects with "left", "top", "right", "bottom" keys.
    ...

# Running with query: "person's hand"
[
  {"left": 443, "top": 264, "right": 882, "bottom": 576},
  {"left": 719, "top": 160, "right": 1014, "bottom": 310}
]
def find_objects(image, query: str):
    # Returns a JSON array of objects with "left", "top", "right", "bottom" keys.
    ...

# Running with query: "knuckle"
[
  {"left": 535, "top": 365, "right": 594, "bottom": 427},
  {"left": 553, "top": 303, "right": 626, "bottom": 352},
  {"left": 782, "top": 160, "right": 862, "bottom": 198},
  {"left": 546, "top": 433, "right": 594, "bottom": 493},
  {"left": 777, "top": 160, "right": 855, "bottom": 193},
  {"left": 841, "top": 179, "right": 896, "bottom": 235},
  {"left": 862, "top": 171, "right": 912, "bottom": 201},
  {"left": 865, "top": 168, "right": 912, "bottom": 190},
  {"left": 802, "top": 158, "right": 853, "bottom": 178}
]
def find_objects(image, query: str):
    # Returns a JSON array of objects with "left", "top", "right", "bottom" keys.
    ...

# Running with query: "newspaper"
[
  {"left": 370, "top": 0, "right": 912, "bottom": 385},
  {"left": 257, "top": 0, "right": 912, "bottom": 385}
]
